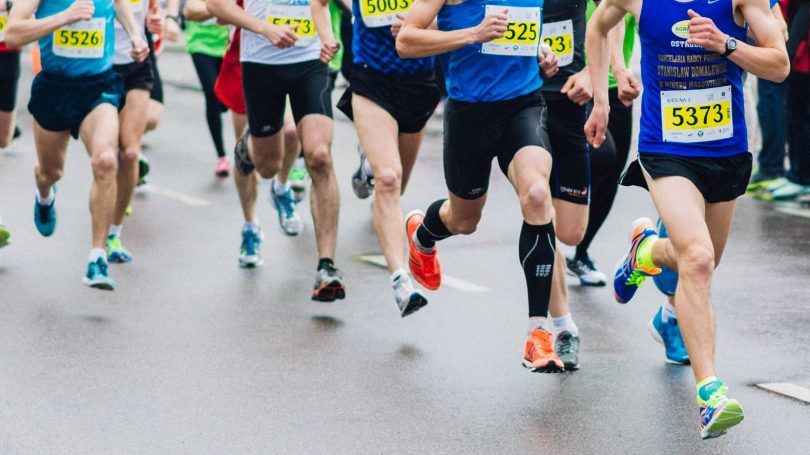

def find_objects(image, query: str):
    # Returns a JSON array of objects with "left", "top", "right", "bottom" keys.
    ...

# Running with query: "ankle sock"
[
  {"left": 273, "top": 180, "right": 289, "bottom": 195},
  {"left": 551, "top": 313, "right": 579, "bottom": 336},
  {"left": 89, "top": 248, "right": 106, "bottom": 263},
  {"left": 661, "top": 300, "right": 676, "bottom": 322},
  {"left": 109, "top": 224, "right": 123, "bottom": 238},
  {"left": 318, "top": 258, "right": 334, "bottom": 271},
  {"left": 37, "top": 187, "right": 55, "bottom": 206},
  {"left": 697, "top": 376, "right": 723, "bottom": 403}
]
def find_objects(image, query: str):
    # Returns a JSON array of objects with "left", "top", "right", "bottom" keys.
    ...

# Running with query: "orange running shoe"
[
  {"left": 405, "top": 210, "right": 442, "bottom": 290},
  {"left": 522, "top": 329, "right": 564, "bottom": 373}
]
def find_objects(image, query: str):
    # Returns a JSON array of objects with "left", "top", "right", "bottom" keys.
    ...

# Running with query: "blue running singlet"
[
  {"left": 37, "top": 0, "right": 115, "bottom": 77},
  {"left": 438, "top": 0, "right": 544, "bottom": 102},
  {"left": 638, "top": 0, "right": 748, "bottom": 157}
]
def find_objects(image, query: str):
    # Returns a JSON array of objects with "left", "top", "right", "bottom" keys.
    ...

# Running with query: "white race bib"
[
  {"left": 359, "top": 0, "right": 412, "bottom": 28},
  {"left": 481, "top": 5, "right": 540, "bottom": 57},
  {"left": 265, "top": 4, "right": 316, "bottom": 46},
  {"left": 129, "top": 0, "right": 144, "bottom": 14},
  {"left": 53, "top": 18, "right": 106, "bottom": 59},
  {"left": 540, "top": 19, "right": 573, "bottom": 67},
  {"left": 660, "top": 86, "right": 733, "bottom": 143}
]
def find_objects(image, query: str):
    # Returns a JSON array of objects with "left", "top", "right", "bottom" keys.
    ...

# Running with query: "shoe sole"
[
  {"left": 83, "top": 278, "right": 115, "bottom": 291},
  {"left": 216, "top": 170, "right": 230, "bottom": 178},
  {"left": 108, "top": 254, "right": 132, "bottom": 264},
  {"left": 239, "top": 258, "right": 264, "bottom": 268},
  {"left": 647, "top": 319, "right": 691, "bottom": 365},
  {"left": 400, "top": 293, "right": 428, "bottom": 318},
  {"left": 312, "top": 281, "right": 346, "bottom": 302},
  {"left": 565, "top": 261, "right": 607, "bottom": 287},
  {"left": 702, "top": 400, "right": 744, "bottom": 440},
  {"left": 522, "top": 359, "right": 565, "bottom": 373}
]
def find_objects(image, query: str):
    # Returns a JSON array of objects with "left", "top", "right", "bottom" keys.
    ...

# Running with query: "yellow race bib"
[
  {"left": 360, "top": 0, "right": 413, "bottom": 28},
  {"left": 0, "top": 13, "right": 7, "bottom": 42},
  {"left": 540, "top": 19, "right": 573, "bottom": 66},
  {"left": 661, "top": 86, "right": 733, "bottom": 143},
  {"left": 266, "top": 5, "right": 316, "bottom": 40},
  {"left": 481, "top": 6, "right": 540, "bottom": 57},
  {"left": 53, "top": 18, "right": 105, "bottom": 58}
]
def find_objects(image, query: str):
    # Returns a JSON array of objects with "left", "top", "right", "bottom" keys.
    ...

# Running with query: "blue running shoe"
[
  {"left": 270, "top": 180, "right": 303, "bottom": 236},
  {"left": 613, "top": 217, "right": 661, "bottom": 304},
  {"left": 653, "top": 219, "right": 678, "bottom": 296},
  {"left": 34, "top": 188, "right": 57, "bottom": 237},
  {"left": 106, "top": 235, "right": 133, "bottom": 263},
  {"left": 239, "top": 227, "right": 264, "bottom": 268},
  {"left": 699, "top": 383, "right": 744, "bottom": 440},
  {"left": 83, "top": 258, "right": 115, "bottom": 290},
  {"left": 648, "top": 305, "right": 690, "bottom": 365}
]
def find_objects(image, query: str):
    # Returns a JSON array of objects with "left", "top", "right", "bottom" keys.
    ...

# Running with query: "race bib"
[
  {"left": 0, "top": 12, "right": 7, "bottom": 42},
  {"left": 53, "top": 18, "right": 105, "bottom": 59},
  {"left": 359, "top": 0, "right": 412, "bottom": 28},
  {"left": 129, "top": 0, "right": 144, "bottom": 14},
  {"left": 540, "top": 19, "right": 573, "bottom": 66},
  {"left": 481, "top": 6, "right": 540, "bottom": 57},
  {"left": 266, "top": 4, "right": 316, "bottom": 43},
  {"left": 660, "top": 86, "right": 733, "bottom": 143}
]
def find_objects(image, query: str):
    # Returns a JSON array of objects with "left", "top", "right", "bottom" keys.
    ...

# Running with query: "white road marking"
[
  {"left": 357, "top": 254, "right": 490, "bottom": 293},
  {"left": 140, "top": 185, "right": 211, "bottom": 207},
  {"left": 757, "top": 383, "right": 810, "bottom": 404},
  {"left": 774, "top": 206, "right": 810, "bottom": 220}
]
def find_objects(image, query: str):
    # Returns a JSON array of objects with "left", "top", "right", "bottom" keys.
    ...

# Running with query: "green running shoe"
[
  {"left": 0, "top": 224, "right": 10, "bottom": 248},
  {"left": 699, "top": 382, "right": 744, "bottom": 440},
  {"left": 289, "top": 164, "right": 309, "bottom": 203},
  {"left": 106, "top": 235, "right": 133, "bottom": 263}
]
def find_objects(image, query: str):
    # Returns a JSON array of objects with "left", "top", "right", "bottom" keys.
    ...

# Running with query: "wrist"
[{"left": 165, "top": 14, "right": 179, "bottom": 24}]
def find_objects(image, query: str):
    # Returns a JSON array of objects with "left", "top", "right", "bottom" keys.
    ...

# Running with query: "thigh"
[
  {"left": 119, "top": 89, "right": 150, "bottom": 149},
  {"left": 289, "top": 61, "right": 332, "bottom": 124},
  {"left": 443, "top": 100, "right": 497, "bottom": 199},
  {"left": 33, "top": 119, "right": 71, "bottom": 170},
  {"left": 545, "top": 99, "right": 590, "bottom": 205},
  {"left": 352, "top": 94, "right": 401, "bottom": 173},
  {"left": 242, "top": 63, "right": 287, "bottom": 138},
  {"left": 0, "top": 52, "right": 21, "bottom": 112},
  {"left": 397, "top": 129, "right": 427, "bottom": 190},
  {"left": 191, "top": 53, "right": 220, "bottom": 91},
  {"left": 497, "top": 95, "right": 552, "bottom": 178},
  {"left": 644, "top": 173, "right": 711, "bottom": 254},
  {"left": 80, "top": 103, "right": 120, "bottom": 157},
  {"left": 297, "top": 112, "right": 333, "bottom": 157}
]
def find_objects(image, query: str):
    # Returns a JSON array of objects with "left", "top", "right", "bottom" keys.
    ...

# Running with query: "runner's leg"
[
  {"left": 299, "top": 114, "right": 337, "bottom": 259},
  {"left": 79, "top": 104, "right": 120, "bottom": 250}
]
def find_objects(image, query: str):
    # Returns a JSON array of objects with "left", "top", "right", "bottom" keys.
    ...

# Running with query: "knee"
[
  {"left": 375, "top": 168, "right": 401, "bottom": 195},
  {"left": 255, "top": 159, "right": 280, "bottom": 179},
  {"left": 92, "top": 150, "right": 118, "bottom": 179},
  {"left": 677, "top": 244, "right": 715, "bottom": 284},
  {"left": 39, "top": 165, "right": 63, "bottom": 183},
  {"left": 305, "top": 146, "right": 332, "bottom": 175},
  {"left": 519, "top": 182, "right": 552, "bottom": 217},
  {"left": 557, "top": 223, "right": 586, "bottom": 246},
  {"left": 119, "top": 146, "right": 140, "bottom": 164}
]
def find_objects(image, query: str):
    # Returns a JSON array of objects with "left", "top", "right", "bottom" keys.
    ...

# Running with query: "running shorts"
[
  {"left": 0, "top": 51, "right": 21, "bottom": 112},
  {"left": 620, "top": 151, "right": 752, "bottom": 203},
  {"left": 28, "top": 70, "right": 124, "bottom": 139},
  {"left": 242, "top": 60, "right": 332, "bottom": 138},
  {"left": 336, "top": 65, "right": 440, "bottom": 134},
  {"left": 443, "top": 90, "right": 552, "bottom": 200},
  {"left": 113, "top": 58, "right": 155, "bottom": 92},
  {"left": 545, "top": 95, "right": 591, "bottom": 205}
]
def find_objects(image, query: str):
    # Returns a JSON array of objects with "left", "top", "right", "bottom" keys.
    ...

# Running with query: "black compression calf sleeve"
[
  {"left": 416, "top": 199, "right": 453, "bottom": 248},
  {"left": 519, "top": 221, "right": 556, "bottom": 318}
]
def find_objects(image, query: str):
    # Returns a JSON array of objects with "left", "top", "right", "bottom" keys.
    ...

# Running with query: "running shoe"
[
  {"left": 653, "top": 219, "right": 678, "bottom": 296},
  {"left": 405, "top": 210, "right": 441, "bottom": 290},
  {"left": 393, "top": 274, "right": 428, "bottom": 317},
  {"left": 289, "top": 163, "right": 309, "bottom": 203},
  {"left": 270, "top": 180, "right": 304, "bottom": 236},
  {"left": 613, "top": 217, "right": 661, "bottom": 304},
  {"left": 771, "top": 181, "right": 810, "bottom": 200},
  {"left": 523, "top": 328, "right": 565, "bottom": 373},
  {"left": 0, "top": 224, "right": 10, "bottom": 248},
  {"left": 765, "top": 177, "right": 789, "bottom": 193},
  {"left": 746, "top": 171, "right": 783, "bottom": 192},
  {"left": 566, "top": 256, "right": 607, "bottom": 286},
  {"left": 555, "top": 331, "right": 580, "bottom": 370},
  {"left": 239, "top": 227, "right": 264, "bottom": 268},
  {"left": 699, "top": 383, "right": 744, "bottom": 440},
  {"left": 34, "top": 189, "right": 57, "bottom": 237},
  {"left": 13, "top": 125, "right": 21, "bottom": 140},
  {"left": 648, "top": 305, "right": 690, "bottom": 365},
  {"left": 138, "top": 154, "right": 150, "bottom": 181},
  {"left": 312, "top": 264, "right": 346, "bottom": 302},
  {"left": 215, "top": 156, "right": 231, "bottom": 178},
  {"left": 351, "top": 147, "right": 374, "bottom": 199},
  {"left": 234, "top": 129, "right": 255, "bottom": 176},
  {"left": 106, "top": 235, "right": 133, "bottom": 263},
  {"left": 83, "top": 258, "right": 115, "bottom": 290}
]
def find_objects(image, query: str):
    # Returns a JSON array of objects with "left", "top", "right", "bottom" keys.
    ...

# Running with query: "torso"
[{"left": 240, "top": 0, "right": 321, "bottom": 65}]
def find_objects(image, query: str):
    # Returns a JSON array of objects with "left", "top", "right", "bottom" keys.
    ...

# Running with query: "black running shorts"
[
  {"left": 242, "top": 60, "right": 332, "bottom": 138},
  {"left": 620, "top": 151, "right": 752, "bottom": 203},
  {"left": 337, "top": 65, "right": 440, "bottom": 134},
  {"left": 544, "top": 94, "right": 591, "bottom": 205},
  {"left": 113, "top": 58, "right": 155, "bottom": 93},
  {"left": 443, "top": 90, "right": 552, "bottom": 200},
  {"left": 0, "top": 51, "right": 21, "bottom": 112}
]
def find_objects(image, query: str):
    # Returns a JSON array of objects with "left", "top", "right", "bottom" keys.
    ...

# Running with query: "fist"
[
  {"left": 65, "top": 0, "right": 95, "bottom": 24},
  {"left": 474, "top": 9, "right": 508, "bottom": 43}
]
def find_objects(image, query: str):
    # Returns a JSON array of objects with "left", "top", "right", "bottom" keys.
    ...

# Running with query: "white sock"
[
  {"left": 294, "top": 157, "right": 305, "bottom": 169},
  {"left": 243, "top": 220, "right": 260, "bottom": 233},
  {"left": 89, "top": 248, "right": 106, "bottom": 263},
  {"left": 273, "top": 179, "right": 289, "bottom": 195},
  {"left": 109, "top": 224, "right": 122, "bottom": 238},
  {"left": 528, "top": 318, "right": 550, "bottom": 334},
  {"left": 551, "top": 313, "right": 579, "bottom": 337},
  {"left": 390, "top": 268, "right": 408, "bottom": 286},
  {"left": 661, "top": 300, "right": 677, "bottom": 322},
  {"left": 37, "top": 187, "right": 55, "bottom": 206},
  {"left": 362, "top": 156, "right": 373, "bottom": 176}
]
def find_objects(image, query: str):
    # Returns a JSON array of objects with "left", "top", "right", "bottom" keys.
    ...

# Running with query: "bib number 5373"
[{"left": 661, "top": 86, "right": 733, "bottom": 143}]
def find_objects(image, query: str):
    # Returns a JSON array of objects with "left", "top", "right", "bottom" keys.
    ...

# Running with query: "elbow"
[
  {"left": 767, "top": 55, "right": 791, "bottom": 83},
  {"left": 395, "top": 34, "right": 415, "bottom": 59},
  {"left": 4, "top": 29, "right": 22, "bottom": 49}
]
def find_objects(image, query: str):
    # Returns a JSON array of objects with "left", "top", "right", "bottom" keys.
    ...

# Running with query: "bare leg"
[
  {"left": 113, "top": 89, "right": 150, "bottom": 226},
  {"left": 33, "top": 121, "right": 70, "bottom": 198},
  {"left": 298, "top": 114, "right": 337, "bottom": 259},
  {"left": 277, "top": 110, "right": 300, "bottom": 185},
  {"left": 145, "top": 100, "right": 163, "bottom": 133},
  {"left": 0, "top": 110, "right": 16, "bottom": 148}
]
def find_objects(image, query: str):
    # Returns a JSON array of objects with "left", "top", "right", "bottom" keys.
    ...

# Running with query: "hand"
[
  {"left": 390, "top": 13, "right": 405, "bottom": 38},
  {"left": 777, "top": 17, "right": 788, "bottom": 42},
  {"left": 613, "top": 67, "right": 641, "bottom": 107},
  {"left": 561, "top": 69, "right": 594, "bottom": 106},
  {"left": 472, "top": 8, "right": 507, "bottom": 43},
  {"left": 164, "top": 16, "right": 181, "bottom": 42},
  {"left": 584, "top": 103, "right": 610, "bottom": 148},
  {"left": 320, "top": 38, "right": 340, "bottom": 63},
  {"left": 686, "top": 9, "right": 727, "bottom": 54},
  {"left": 62, "top": 0, "right": 95, "bottom": 25},
  {"left": 538, "top": 44, "right": 559, "bottom": 79},
  {"left": 130, "top": 36, "right": 150, "bottom": 62},
  {"left": 262, "top": 23, "right": 298, "bottom": 48},
  {"left": 146, "top": 11, "right": 163, "bottom": 34}
]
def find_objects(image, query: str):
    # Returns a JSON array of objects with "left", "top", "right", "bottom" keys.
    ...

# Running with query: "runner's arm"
[
  {"left": 5, "top": 0, "right": 86, "bottom": 47},
  {"left": 115, "top": 0, "right": 149, "bottom": 61},
  {"left": 312, "top": 0, "right": 335, "bottom": 43},
  {"left": 207, "top": 0, "right": 297, "bottom": 47},
  {"left": 396, "top": 0, "right": 506, "bottom": 58},
  {"left": 183, "top": 0, "right": 214, "bottom": 23},
  {"left": 163, "top": 0, "right": 181, "bottom": 41},
  {"left": 608, "top": 16, "right": 641, "bottom": 106}
]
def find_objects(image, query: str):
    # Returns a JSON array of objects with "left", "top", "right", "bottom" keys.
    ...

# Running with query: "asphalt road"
[{"left": 0, "top": 49, "right": 808, "bottom": 454}]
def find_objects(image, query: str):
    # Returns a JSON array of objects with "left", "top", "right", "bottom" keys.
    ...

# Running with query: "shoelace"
[
  {"left": 38, "top": 203, "right": 51, "bottom": 222},
  {"left": 557, "top": 334, "right": 576, "bottom": 355},
  {"left": 625, "top": 269, "right": 648, "bottom": 286},
  {"left": 279, "top": 192, "right": 296, "bottom": 218},
  {"left": 705, "top": 384, "right": 729, "bottom": 409}
]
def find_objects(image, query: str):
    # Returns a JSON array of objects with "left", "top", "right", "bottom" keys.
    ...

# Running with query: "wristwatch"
[
  {"left": 166, "top": 15, "right": 181, "bottom": 24},
  {"left": 722, "top": 36, "right": 738, "bottom": 57}
]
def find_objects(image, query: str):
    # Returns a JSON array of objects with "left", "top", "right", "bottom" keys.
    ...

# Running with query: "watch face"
[{"left": 728, "top": 38, "right": 737, "bottom": 50}]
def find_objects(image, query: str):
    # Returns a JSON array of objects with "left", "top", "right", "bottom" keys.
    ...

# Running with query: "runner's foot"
[
  {"left": 351, "top": 148, "right": 374, "bottom": 200},
  {"left": 555, "top": 330, "right": 580, "bottom": 370},
  {"left": 566, "top": 255, "right": 607, "bottom": 286},
  {"left": 83, "top": 258, "right": 115, "bottom": 290},
  {"left": 34, "top": 188, "right": 57, "bottom": 237},
  {"left": 270, "top": 179, "right": 303, "bottom": 236},
  {"left": 106, "top": 235, "right": 133, "bottom": 263},
  {"left": 699, "top": 380, "right": 744, "bottom": 440},
  {"left": 0, "top": 224, "right": 10, "bottom": 248},
  {"left": 613, "top": 217, "right": 661, "bottom": 304},
  {"left": 289, "top": 159, "right": 309, "bottom": 203},
  {"left": 239, "top": 226, "right": 264, "bottom": 268},
  {"left": 312, "top": 264, "right": 346, "bottom": 302},
  {"left": 523, "top": 328, "right": 565, "bottom": 373},
  {"left": 406, "top": 210, "right": 441, "bottom": 290},
  {"left": 648, "top": 305, "right": 690, "bottom": 365},
  {"left": 392, "top": 273, "right": 428, "bottom": 317},
  {"left": 215, "top": 156, "right": 231, "bottom": 178}
]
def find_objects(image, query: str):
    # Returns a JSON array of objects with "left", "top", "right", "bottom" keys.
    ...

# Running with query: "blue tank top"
[
  {"left": 37, "top": 0, "right": 115, "bottom": 77},
  {"left": 438, "top": 0, "right": 543, "bottom": 102},
  {"left": 352, "top": 0, "right": 434, "bottom": 75},
  {"left": 638, "top": 0, "right": 747, "bottom": 157}
]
